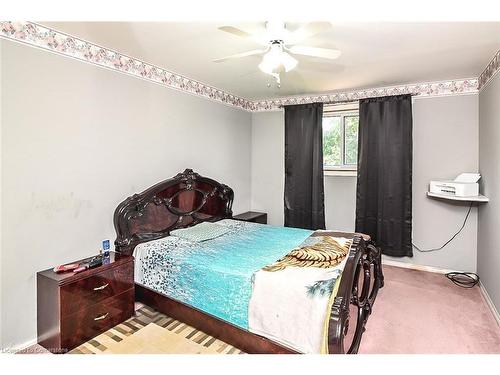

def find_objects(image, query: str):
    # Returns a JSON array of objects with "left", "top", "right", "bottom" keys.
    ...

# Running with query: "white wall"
[
  {"left": 251, "top": 94, "right": 479, "bottom": 272},
  {"left": 0, "top": 40, "right": 252, "bottom": 349},
  {"left": 250, "top": 111, "right": 285, "bottom": 226},
  {"left": 478, "top": 72, "right": 500, "bottom": 313},
  {"left": 324, "top": 176, "right": 356, "bottom": 231}
]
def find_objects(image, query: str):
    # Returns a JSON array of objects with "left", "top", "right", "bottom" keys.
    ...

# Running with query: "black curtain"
[
  {"left": 284, "top": 103, "right": 325, "bottom": 230},
  {"left": 355, "top": 95, "right": 413, "bottom": 257}
]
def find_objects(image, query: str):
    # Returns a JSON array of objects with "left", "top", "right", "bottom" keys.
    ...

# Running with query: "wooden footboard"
[{"left": 327, "top": 236, "right": 384, "bottom": 354}]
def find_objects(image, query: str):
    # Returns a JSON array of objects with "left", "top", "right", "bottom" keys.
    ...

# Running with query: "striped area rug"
[{"left": 69, "top": 305, "right": 245, "bottom": 354}]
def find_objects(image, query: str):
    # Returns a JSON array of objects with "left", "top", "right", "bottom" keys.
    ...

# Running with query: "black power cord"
[
  {"left": 445, "top": 272, "right": 480, "bottom": 288},
  {"left": 412, "top": 201, "right": 473, "bottom": 253},
  {"left": 412, "top": 201, "right": 479, "bottom": 288}
]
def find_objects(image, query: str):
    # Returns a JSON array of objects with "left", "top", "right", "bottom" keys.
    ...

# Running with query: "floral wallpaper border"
[
  {"left": 0, "top": 21, "right": 482, "bottom": 112},
  {"left": 251, "top": 78, "right": 479, "bottom": 111},
  {"left": 478, "top": 50, "right": 500, "bottom": 91}
]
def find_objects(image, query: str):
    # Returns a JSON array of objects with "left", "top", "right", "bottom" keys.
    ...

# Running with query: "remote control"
[
  {"left": 87, "top": 255, "right": 103, "bottom": 269},
  {"left": 72, "top": 255, "right": 104, "bottom": 273}
]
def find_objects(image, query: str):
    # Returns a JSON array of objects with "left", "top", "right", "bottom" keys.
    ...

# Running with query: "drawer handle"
[
  {"left": 93, "top": 283, "right": 109, "bottom": 291},
  {"left": 94, "top": 313, "right": 109, "bottom": 321}
]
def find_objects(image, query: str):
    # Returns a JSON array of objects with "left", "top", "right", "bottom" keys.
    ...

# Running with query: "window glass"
[
  {"left": 322, "top": 116, "right": 342, "bottom": 167},
  {"left": 344, "top": 116, "right": 359, "bottom": 165},
  {"left": 322, "top": 111, "right": 359, "bottom": 170}
]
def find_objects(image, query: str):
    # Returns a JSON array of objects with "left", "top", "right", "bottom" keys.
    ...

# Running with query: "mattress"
[{"left": 133, "top": 219, "right": 313, "bottom": 329}]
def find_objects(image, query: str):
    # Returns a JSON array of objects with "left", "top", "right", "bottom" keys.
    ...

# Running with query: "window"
[{"left": 323, "top": 103, "right": 359, "bottom": 174}]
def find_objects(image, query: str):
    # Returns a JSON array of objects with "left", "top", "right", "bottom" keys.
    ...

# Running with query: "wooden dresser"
[{"left": 37, "top": 252, "right": 134, "bottom": 353}]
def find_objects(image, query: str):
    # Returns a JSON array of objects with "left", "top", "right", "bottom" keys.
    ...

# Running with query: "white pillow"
[{"left": 170, "top": 221, "right": 230, "bottom": 242}]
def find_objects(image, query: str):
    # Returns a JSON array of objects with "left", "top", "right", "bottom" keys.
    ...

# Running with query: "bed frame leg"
[{"left": 372, "top": 241, "right": 384, "bottom": 289}]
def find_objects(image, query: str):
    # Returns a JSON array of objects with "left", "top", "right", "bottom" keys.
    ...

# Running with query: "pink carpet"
[{"left": 359, "top": 265, "right": 500, "bottom": 354}]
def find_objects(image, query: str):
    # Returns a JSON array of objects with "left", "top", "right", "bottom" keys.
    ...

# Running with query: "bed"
[{"left": 113, "top": 169, "right": 384, "bottom": 354}]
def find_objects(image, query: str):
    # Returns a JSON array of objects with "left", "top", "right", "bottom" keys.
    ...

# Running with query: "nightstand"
[
  {"left": 37, "top": 252, "right": 134, "bottom": 353},
  {"left": 233, "top": 211, "right": 268, "bottom": 224}
]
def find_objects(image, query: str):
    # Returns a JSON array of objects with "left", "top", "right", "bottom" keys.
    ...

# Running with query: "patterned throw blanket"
[
  {"left": 263, "top": 236, "right": 350, "bottom": 272},
  {"left": 248, "top": 235, "right": 351, "bottom": 354}
]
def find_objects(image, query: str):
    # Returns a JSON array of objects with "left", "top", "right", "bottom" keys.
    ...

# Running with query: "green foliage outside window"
[
  {"left": 323, "top": 114, "right": 359, "bottom": 168},
  {"left": 344, "top": 116, "right": 359, "bottom": 165},
  {"left": 323, "top": 116, "right": 342, "bottom": 166}
]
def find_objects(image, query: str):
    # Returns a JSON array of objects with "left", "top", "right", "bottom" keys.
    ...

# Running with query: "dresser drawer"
[
  {"left": 60, "top": 288, "right": 134, "bottom": 350},
  {"left": 60, "top": 261, "right": 133, "bottom": 316}
]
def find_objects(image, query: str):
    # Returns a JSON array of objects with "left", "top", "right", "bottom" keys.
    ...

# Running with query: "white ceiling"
[{"left": 42, "top": 22, "right": 500, "bottom": 100}]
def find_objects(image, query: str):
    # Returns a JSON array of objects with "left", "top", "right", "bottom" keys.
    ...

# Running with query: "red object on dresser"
[
  {"left": 53, "top": 263, "right": 80, "bottom": 273},
  {"left": 37, "top": 252, "right": 134, "bottom": 353}
]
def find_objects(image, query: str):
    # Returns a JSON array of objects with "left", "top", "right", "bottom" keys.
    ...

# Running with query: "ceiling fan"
[{"left": 213, "top": 21, "right": 341, "bottom": 85}]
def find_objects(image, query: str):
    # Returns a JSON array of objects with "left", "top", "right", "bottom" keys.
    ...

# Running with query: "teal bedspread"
[{"left": 135, "top": 219, "right": 313, "bottom": 329}]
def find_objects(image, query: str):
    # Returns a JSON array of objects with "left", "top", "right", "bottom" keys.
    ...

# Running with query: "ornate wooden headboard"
[{"left": 113, "top": 169, "right": 234, "bottom": 255}]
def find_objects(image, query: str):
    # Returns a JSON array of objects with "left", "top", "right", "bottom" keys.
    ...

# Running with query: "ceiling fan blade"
[
  {"left": 287, "top": 22, "right": 332, "bottom": 44},
  {"left": 213, "top": 49, "right": 267, "bottom": 63},
  {"left": 218, "top": 25, "right": 269, "bottom": 46},
  {"left": 218, "top": 26, "right": 253, "bottom": 38},
  {"left": 288, "top": 46, "right": 341, "bottom": 60}
]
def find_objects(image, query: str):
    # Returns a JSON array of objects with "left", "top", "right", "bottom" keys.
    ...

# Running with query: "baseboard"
[
  {"left": 2, "top": 337, "right": 37, "bottom": 354},
  {"left": 381, "top": 258, "right": 460, "bottom": 274},
  {"left": 479, "top": 282, "right": 500, "bottom": 328}
]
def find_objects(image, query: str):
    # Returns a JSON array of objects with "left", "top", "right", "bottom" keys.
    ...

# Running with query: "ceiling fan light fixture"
[
  {"left": 281, "top": 52, "right": 298, "bottom": 72},
  {"left": 258, "top": 46, "right": 298, "bottom": 75},
  {"left": 258, "top": 60, "right": 273, "bottom": 75}
]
